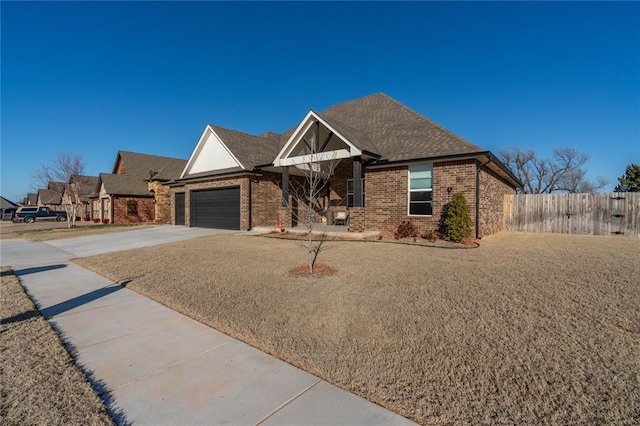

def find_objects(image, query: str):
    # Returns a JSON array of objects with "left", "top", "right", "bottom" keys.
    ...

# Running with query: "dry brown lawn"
[
  {"left": 0, "top": 268, "right": 114, "bottom": 425},
  {"left": 74, "top": 232, "right": 640, "bottom": 425},
  {"left": 15, "top": 223, "right": 150, "bottom": 242}
]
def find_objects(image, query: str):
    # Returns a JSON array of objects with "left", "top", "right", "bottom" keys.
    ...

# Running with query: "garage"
[{"left": 190, "top": 187, "right": 240, "bottom": 229}]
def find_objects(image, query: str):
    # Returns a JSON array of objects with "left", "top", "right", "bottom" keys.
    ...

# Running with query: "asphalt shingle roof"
[
  {"left": 115, "top": 151, "right": 188, "bottom": 181},
  {"left": 37, "top": 188, "right": 62, "bottom": 205},
  {"left": 1, "top": 196, "right": 18, "bottom": 209},
  {"left": 209, "top": 126, "right": 281, "bottom": 169},
  {"left": 319, "top": 93, "right": 485, "bottom": 162},
  {"left": 100, "top": 173, "right": 151, "bottom": 197},
  {"left": 100, "top": 151, "right": 188, "bottom": 196},
  {"left": 182, "top": 94, "right": 516, "bottom": 183}
]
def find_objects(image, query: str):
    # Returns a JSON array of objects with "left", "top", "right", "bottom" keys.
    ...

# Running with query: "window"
[
  {"left": 409, "top": 165, "right": 433, "bottom": 216},
  {"left": 347, "top": 179, "right": 365, "bottom": 207},
  {"left": 127, "top": 199, "right": 138, "bottom": 215}
]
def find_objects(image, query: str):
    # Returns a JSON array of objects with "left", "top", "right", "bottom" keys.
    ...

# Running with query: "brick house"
[
  {"left": 91, "top": 151, "right": 187, "bottom": 224},
  {"left": 169, "top": 93, "right": 521, "bottom": 238}
]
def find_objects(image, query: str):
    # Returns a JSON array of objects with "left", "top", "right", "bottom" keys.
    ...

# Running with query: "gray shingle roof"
[
  {"left": 209, "top": 126, "right": 281, "bottom": 169},
  {"left": 100, "top": 151, "right": 187, "bottom": 196},
  {"left": 37, "top": 188, "right": 62, "bottom": 205},
  {"left": 75, "top": 175, "right": 99, "bottom": 202},
  {"left": 25, "top": 193, "right": 37, "bottom": 205},
  {"left": 1, "top": 196, "right": 18, "bottom": 209},
  {"left": 115, "top": 151, "right": 187, "bottom": 181},
  {"left": 319, "top": 93, "right": 484, "bottom": 162},
  {"left": 185, "top": 94, "right": 516, "bottom": 185},
  {"left": 100, "top": 173, "right": 151, "bottom": 197}
]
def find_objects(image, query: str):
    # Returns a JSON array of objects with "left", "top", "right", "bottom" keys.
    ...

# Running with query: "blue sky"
[{"left": 2, "top": 1, "right": 639, "bottom": 201}]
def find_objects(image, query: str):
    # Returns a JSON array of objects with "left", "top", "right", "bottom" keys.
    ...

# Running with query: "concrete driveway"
[{"left": 1, "top": 226, "right": 415, "bottom": 425}]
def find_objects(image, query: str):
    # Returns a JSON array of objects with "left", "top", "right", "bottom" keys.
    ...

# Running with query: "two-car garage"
[{"left": 175, "top": 187, "right": 241, "bottom": 230}]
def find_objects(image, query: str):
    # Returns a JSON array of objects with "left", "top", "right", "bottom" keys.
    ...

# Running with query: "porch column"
[
  {"left": 282, "top": 166, "right": 289, "bottom": 207},
  {"left": 353, "top": 157, "right": 363, "bottom": 207}
]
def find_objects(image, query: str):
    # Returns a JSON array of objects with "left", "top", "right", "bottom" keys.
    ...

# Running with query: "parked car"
[
  {"left": 1, "top": 208, "right": 18, "bottom": 220},
  {"left": 12, "top": 206, "right": 67, "bottom": 223}
]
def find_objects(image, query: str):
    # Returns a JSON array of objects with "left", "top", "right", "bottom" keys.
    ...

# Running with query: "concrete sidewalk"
[{"left": 1, "top": 227, "right": 415, "bottom": 425}]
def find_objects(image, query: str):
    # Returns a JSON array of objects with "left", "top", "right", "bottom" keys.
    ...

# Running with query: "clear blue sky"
[{"left": 2, "top": 1, "right": 639, "bottom": 201}]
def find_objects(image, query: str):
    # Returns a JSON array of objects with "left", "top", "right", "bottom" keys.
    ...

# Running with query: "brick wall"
[
  {"left": 251, "top": 172, "right": 282, "bottom": 228},
  {"left": 479, "top": 166, "right": 515, "bottom": 237},
  {"left": 165, "top": 159, "right": 514, "bottom": 236},
  {"left": 363, "top": 160, "right": 477, "bottom": 235},
  {"left": 113, "top": 196, "right": 154, "bottom": 223}
]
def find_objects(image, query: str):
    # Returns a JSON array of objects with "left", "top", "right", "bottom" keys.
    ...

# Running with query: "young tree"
[
  {"left": 614, "top": 163, "right": 640, "bottom": 192},
  {"left": 284, "top": 137, "right": 340, "bottom": 276},
  {"left": 33, "top": 152, "right": 87, "bottom": 228},
  {"left": 500, "top": 147, "right": 607, "bottom": 193}
]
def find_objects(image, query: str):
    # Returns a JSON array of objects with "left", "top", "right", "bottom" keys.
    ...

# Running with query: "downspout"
[{"left": 476, "top": 156, "right": 492, "bottom": 239}]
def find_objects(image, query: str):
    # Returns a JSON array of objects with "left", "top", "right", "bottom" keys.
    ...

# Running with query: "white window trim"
[{"left": 407, "top": 164, "right": 433, "bottom": 217}]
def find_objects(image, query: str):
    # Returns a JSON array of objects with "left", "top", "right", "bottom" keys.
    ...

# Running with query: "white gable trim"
[
  {"left": 181, "top": 125, "right": 245, "bottom": 178},
  {"left": 273, "top": 111, "right": 362, "bottom": 167}
]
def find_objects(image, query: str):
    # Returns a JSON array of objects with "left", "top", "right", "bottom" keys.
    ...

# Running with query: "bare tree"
[
  {"left": 500, "top": 147, "right": 607, "bottom": 193},
  {"left": 33, "top": 152, "right": 87, "bottom": 228},
  {"left": 283, "top": 137, "right": 341, "bottom": 276}
]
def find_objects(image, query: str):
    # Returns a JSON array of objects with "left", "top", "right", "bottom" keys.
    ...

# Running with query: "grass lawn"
[
  {"left": 73, "top": 232, "right": 640, "bottom": 425},
  {"left": 15, "top": 223, "right": 151, "bottom": 241},
  {"left": 0, "top": 268, "right": 114, "bottom": 425}
]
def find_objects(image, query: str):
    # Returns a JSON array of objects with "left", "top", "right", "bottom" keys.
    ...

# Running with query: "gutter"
[{"left": 168, "top": 170, "right": 260, "bottom": 186}]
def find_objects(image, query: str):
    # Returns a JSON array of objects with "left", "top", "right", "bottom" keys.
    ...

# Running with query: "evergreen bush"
[{"left": 443, "top": 192, "right": 473, "bottom": 242}]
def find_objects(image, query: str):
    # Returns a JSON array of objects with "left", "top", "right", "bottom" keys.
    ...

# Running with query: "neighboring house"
[
  {"left": 36, "top": 182, "right": 65, "bottom": 210},
  {"left": 22, "top": 193, "right": 38, "bottom": 206},
  {"left": 1, "top": 196, "right": 18, "bottom": 209},
  {"left": 90, "top": 151, "right": 187, "bottom": 224},
  {"left": 169, "top": 93, "right": 522, "bottom": 237},
  {"left": 60, "top": 175, "right": 99, "bottom": 219}
]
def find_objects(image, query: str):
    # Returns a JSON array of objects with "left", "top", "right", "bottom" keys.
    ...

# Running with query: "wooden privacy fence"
[{"left": 503, "top": 193, "right": 640, "bottom": 237}]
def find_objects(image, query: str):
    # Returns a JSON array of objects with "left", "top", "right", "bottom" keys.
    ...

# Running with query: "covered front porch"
[{"left": 263, "top": 110, "right": 380, "bottom": 232}]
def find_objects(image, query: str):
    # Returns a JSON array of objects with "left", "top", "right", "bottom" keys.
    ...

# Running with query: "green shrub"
[
  {"left": 443, "top": 192, "right": 473, "bottom": 242},
  {"left": 394, "top": 221, "right": 420, "bottom": 239}
]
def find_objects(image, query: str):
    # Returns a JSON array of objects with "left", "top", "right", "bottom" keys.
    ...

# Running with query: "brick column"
[
  {"left": 349, "top": 207, "right": 365, "bottom": 232},
  {"left": 278, "top": 207, "right": 292, "bottom": 229}
]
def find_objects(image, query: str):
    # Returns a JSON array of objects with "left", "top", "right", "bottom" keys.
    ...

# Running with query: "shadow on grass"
[{"left": 1, "top": 309, "right": 40, "bottom": 325}]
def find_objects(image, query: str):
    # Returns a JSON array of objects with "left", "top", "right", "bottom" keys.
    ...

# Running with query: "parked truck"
[{"left": 12, "top": 206, "right": 67, "bottom": 223}]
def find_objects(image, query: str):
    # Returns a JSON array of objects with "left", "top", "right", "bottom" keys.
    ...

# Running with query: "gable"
[
  {"left": 274, "top": 111, "right": 371, "bottom": 168},
  {"left": 181, "top": 126, "right": 243, "bottom": 178}
]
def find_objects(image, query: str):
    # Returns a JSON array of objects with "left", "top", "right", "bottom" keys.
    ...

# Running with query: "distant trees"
[
  {"left": 614, "top": 163, "right": 640, "bottom": 192},
  {"left": 500, "top": 147, "right": 607, "bottom": 194},
  {"left": 33, "top": 152, "right": 87, "bottom": 228}
]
